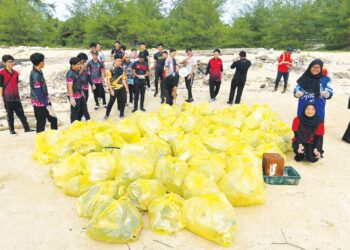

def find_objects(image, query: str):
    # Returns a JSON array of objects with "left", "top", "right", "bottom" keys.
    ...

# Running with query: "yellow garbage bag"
[
  {"left": 154, "top": 156, "right": 189, "bottom": 196},
  {"left": 183, "top": 193, "right": 237, "bottom": 247},
  {"left": 174, "top": 136, "right": 210, "bottom": 162},
  {"left": 87, "top": 197, "right": 143, "bottom": 243},
  {"left": 85, "top": 152, "right": 116, "bottom": 183},
  {"left": 173, "top": 113, "right": 197, "bottom": 133},
  {"left": 157, "top": 104, "right": 180, "bottom": 125},
  {"left": 116, "top": 155, "right": 154, "bottom": 184},
  {"left": 70, "top": 137, "right": 101, "bottom": 155},
  {"left": 188, "top": 156, "right": 225, "bottom": 182},
  {"left": 62, "top": 175, "right": 90, "bottom": 197},
  {"left": 218, "top": 164, "right": 265, "bottom": 206},
  {"left": 137, "top": 112, "right": 163, "bottom": 136},
  {"left": 32, "top": 130, "right": 61, "bottom": 164},
  {"left": 148, "top": 193, "right": 185, "bottom": 235},
  {"left": 183, "top": 171, "right": 220, "bottom": 199},
  {"left": 76, "top": 181, "right": 125, "bottom": 218},
  {"left": 94, "top": 131, "right": 114, "bottom": 147},
  {"left": 50, "top": 152, "right": 86, "bottom": 188},
  {"left": 126, "top": 179, "right": 166, "bottom": 210},
  {"left": 116, "top": 118, "right": 141, "bottom": 143}
]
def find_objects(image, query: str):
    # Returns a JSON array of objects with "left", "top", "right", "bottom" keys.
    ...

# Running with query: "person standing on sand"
[
  {"left": 342, "top": 97, "right": 350, "bottom": 143},
  {"left": 87, "top": 51, "right": 106, "bottom": 110},
  {"left": 227, "top": 51, "right": 251, "bottom": 105},
  {"left": 122, "top": 53, "right": 135, "bottom": 108},
  {"left": 77, "top": 53, "right": 91, "bottom": 120},
  {"left": 183, "top": 48, "right": 197, "bottom": 103},
  {"left": 160, "top": 51, "right": 169, "bottom": 104},
  {"left": 29, "top": 53, "right": 58, "bottom": 133},
  {"left": 139, "top": 42, "right": 151, "bottom": 88},
  {"left": 105, "top": 56, "right": 128, "bottom": 119},
  {"left": 152, "top": 43, "right": 165, "bottom": 97},
  {"left": 163, "top": 48, "right": 179, "bottom": 106},
  {"left": 205, "top": 49, "right": 223, "bottom": 102},
  {"left": 132, "top": 52, "right": 150, "bottom": 112},
  {"left": 0, "top": 55, "right": 32, "bottom": 135},
  {"left": 66, "top": 57, "right": 88, "bottom": 123},
  {"left": 274, "top": 47, "right": 294, "bottom": 93}
]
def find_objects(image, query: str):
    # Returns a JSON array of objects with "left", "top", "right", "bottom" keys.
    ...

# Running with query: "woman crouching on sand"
[{"left": 292, "top": 103, "right": 324, "bottom": 163}]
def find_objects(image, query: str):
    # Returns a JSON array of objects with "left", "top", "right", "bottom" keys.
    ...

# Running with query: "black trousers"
[
  {"left": 83, "top": 89, "right": 91, "bottom": 120},
  {"left": 209, "top": 80, "right": 221, "bottom": 99},
  {"left": 93, "top": 84, "right": 106, "bottom": 106},
  {"left": 4, "top": 101, "right": 30, "bottom": 131},
  {"left": 34, "top": 106, "right": 58, "bottom": 133},
  {"left": 342, "top": 122, "right": 350, "bottom": 143},
  {"left": 133, "top": 81, "right": 146, "bottom": 109},
  {"left": 293, "top": 142, "right": 318, "bottom": 163},
  {"left": 128, "top": 85, "right": 134, "bottom": 103},
  {"left": 228, "top": 80, "right": 245, "bottom": 104},
  {"left": 70, "top": 97, "right": 88, "bottom": 123},
  {"left": 146, "top": 76, "right": 150, "bottom": 88},
  {"left": 106, "top": 88, "right": 127, "bottom": 117},
  {"left": 163, "top": 76, "right": 175, "bottom": 106},
  {"left": 275, "top": 72, "right": 289, "bottom": 89},
  {"left": 185, "top": 74, "right": 195, "bottom": 100},
  {"left": 154, "top": 69, "right": 163, "bottom": 93}
]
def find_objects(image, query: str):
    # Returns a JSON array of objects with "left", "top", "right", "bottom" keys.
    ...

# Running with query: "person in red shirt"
[
  {"left": 0, "top": 55, "right": 32, "bottom": 135},
  {"left": 292, "top": 103, "right": 324, "bottom": 163},
  {"left": 274, "top": 47, "right": 294, "bottom": 93},
  {"left": 205, "top": 49, "right": 223, "bottom": 102}
]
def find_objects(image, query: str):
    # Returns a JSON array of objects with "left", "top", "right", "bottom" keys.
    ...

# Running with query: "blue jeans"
[{"left": 275, "top": 72, "right": 289, "bottom": 89}]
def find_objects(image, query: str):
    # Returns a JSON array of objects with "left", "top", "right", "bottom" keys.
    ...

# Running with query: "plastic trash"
[
  {"left": 87, "top": 197, "right": 142, "bottom": 243},
  {"left": 148, "top": 193, "right": 185, "bottom": 235},
  {"left": 126, "top": 179, "right": 166, "bottom": 210},
  {"left": 183, "top": 171, "right": 220, "bottom": 199},
  {"left": 183, "top": 193, "right": 237, "bottom": 246},
  {"left": 85, "top": 152, "right": 116, "bottom": 183}
]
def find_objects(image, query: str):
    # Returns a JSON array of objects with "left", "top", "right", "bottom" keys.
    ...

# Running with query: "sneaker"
[
  {"left": 281, "top": 88, "right": 287, "bottom": 94},
  {"left": 10, "top": 130, "right": 17, "bottom": 135},
  {"left": 103, "top": 115, "right": 109, "bottom": 121},
  {"left": 273, "top": 88, "right": 278, "bottom": 92},
  {"left": 140, "top": 107, "right": 146, "bottom": 112},
  {"left": 189, "top": 98, "right": 194, "bottom": 102},
  {"left": 25, "top": 128, "right": 35, "bottom": 133},
  {"left": 129, "top": 102, "right": 133, "bottom": 108},
  {"left": 132, "top": 108, "right": 137, "bottom": 113},
  {"left": 227, "top": 101, "right": 233, "bottom": 105},
  {"left": 103, "top": 104, "right": 107, "bottom": 109},
  {"left": 185, "top": 99, "right": 190, "bottom": 103},
  {"left": 94, "top": 105, "right": 99, "bottom": 110},
  {"left": 120, "top": 115, "right": 125, "bottom": 119},
  {"left": 154, "top": 91, "right": 158, "bottom": 97}
]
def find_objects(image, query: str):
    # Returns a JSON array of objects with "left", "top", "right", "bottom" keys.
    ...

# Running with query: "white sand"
[{"left": 0, "top": 47, "right": 349, "bottom": 249}]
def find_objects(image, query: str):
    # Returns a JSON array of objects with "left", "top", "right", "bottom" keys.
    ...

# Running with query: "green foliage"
[{"left": 0, "top": 0, "right": 349, "bottom": 50}]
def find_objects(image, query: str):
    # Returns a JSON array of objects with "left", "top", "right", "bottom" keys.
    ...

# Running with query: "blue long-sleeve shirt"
[{"left": 294, "top": 76, "right": 333, "bottom": 121}]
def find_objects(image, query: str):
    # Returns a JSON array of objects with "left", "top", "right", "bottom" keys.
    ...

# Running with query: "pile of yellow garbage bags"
[{"left": 32, "top": 102, "right": 292, "bottom": 246}]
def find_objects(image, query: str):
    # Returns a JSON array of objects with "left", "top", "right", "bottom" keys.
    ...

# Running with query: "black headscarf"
[
  {"left": 297, "top": 103, "right": 321, "bottom": 143},
  {"left": 297, "top": 59, "right": 324, "bottom": 99}
]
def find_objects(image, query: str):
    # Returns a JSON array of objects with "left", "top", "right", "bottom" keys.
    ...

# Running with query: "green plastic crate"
[{"left": 263, "top": 166, "right": 301, "bottom": 185}]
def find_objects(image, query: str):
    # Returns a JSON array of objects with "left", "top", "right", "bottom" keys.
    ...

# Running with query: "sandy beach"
[{"left": 0, "top": 46, "right": 349, "bottom": 249}]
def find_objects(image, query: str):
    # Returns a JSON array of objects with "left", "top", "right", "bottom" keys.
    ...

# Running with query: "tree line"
[{"left": 0, "top": 0, "right": 349, "bottom": 50}]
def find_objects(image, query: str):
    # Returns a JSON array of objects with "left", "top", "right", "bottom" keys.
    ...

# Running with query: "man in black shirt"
[
  {"left": 228, "top": 51, "right": 251, "bottom": 105},
  {"left": 132, "top": 53, "right": 150, "bottom": 112},
  {"left": 139, "top": 42, "right": 150, "bottom": 88},
  {"left": 110, "top": 40, "right": 123, "bottom": 59},
  {"left": 152, "top": 43, "right": 164, "bottom": 97}
]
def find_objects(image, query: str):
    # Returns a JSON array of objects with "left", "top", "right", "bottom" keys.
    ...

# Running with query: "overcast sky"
[{"left": 43, "top": 0, "right": 254, "bottom": 24}]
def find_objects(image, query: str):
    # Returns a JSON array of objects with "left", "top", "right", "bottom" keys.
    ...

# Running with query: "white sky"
[{"left": 43, "top": 0, "right": 254, "bottom": 24}]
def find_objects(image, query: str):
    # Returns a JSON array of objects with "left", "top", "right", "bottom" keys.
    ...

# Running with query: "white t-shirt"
[
  {"left": 164, "top": 57, "right": 176, "bottom": 77},
  {"left": 184, "top": 56, "right": 197, "bottom": 73}
]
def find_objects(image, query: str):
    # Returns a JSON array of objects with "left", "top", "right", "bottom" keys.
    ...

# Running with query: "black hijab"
[
  {"left": 297, "top": 59, "right": 324, "bottom": 99},
  {"left": 297, "top": 103, "right": 321, "bottom": 143}
]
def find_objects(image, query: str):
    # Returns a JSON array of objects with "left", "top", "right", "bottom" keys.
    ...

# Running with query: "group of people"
[{"left": 0, "top": 42, "right": 348, "bottom": 164}]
